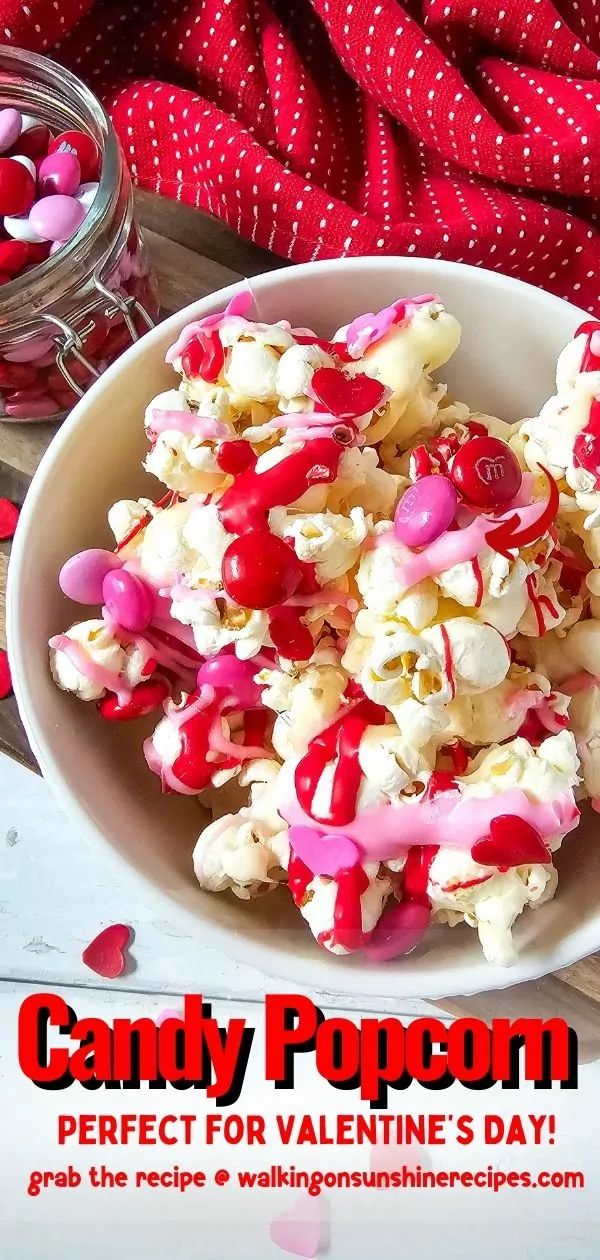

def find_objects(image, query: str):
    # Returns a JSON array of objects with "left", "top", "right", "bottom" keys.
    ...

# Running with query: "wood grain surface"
[{"left": 1, "top": 190, "right": 599, "bottom": 1039}]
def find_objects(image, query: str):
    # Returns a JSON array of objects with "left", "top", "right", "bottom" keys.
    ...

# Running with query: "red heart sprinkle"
[
  {"left": 471, "top": 815, "right": 550, "bottom": 867},
  {"left": 310, "top": 366, "right": 387, "bottom": 419},
  {"left": 0, "top": 649, "right": 12, "bottom": 699},
  {"left": 82, "top": 924, "right": 132, "bottom": 979},
  {"left": 0, "top": 497, "right": 19, "bottom": 540}
]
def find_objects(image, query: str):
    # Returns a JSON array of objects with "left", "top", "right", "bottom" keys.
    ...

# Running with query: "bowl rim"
[{"left": 7, "top": 254, "right": 598, "bottom": 1000}]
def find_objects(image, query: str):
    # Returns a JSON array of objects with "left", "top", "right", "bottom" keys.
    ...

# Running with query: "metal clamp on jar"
[{"left": 0, "top": 46, "right": 159, "bottom": 422}]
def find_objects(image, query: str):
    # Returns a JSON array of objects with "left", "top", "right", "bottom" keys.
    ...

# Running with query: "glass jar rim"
[{"left": 0, "top": 45, "right": 121, "bottom": 318}]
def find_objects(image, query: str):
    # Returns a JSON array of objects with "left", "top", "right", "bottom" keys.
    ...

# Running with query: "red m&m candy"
[
  {"left": 0, "top": 156, "right": 35, "bottom": 216},
  {"left": 222, "top": 530, "right": 302, "bottom": 609},
  {"left": 450, "top": 436, "right": 522, "bottom": 509},
  {"left": 0, "top": 239, "right": 31, "bottom": 277},
  {"left": 10, "top": 123, "right": 50, "bottom": 159},
  {"left": 48, "top": 129, "right": 100, "bottom": 182}
]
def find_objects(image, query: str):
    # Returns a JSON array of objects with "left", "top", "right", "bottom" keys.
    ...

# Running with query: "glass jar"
[{"left": 0, "top": 46, "right": 159, "bottom": 423}]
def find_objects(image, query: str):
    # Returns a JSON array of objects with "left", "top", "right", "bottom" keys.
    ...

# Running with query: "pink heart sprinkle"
[
  {"left": 269, "top": 1193, "right": 325, "bottom": 1258},
  {"left": 364, "top": 899, "right": 431, "bottom": 962},
  {"left": 288, "top": 826, "right": 360, "bottom": 878},
  {"left": 370, "top": 1140, "right": 433, "bottom": 1182},
  {"left": 155, "top": 1007, "right": 183, "bottom": 1027},
  {"left": 82, "top": 924, "right": 133, "bottom": 979}
]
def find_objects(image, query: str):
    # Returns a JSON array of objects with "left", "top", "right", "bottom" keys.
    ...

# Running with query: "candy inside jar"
[{"left": 0, "top": 46, "right": 159, "bottom": 424}]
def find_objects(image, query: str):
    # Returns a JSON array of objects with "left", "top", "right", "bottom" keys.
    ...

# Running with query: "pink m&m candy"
[
  {"left": 364, "top": 899, "right": 431, "bottom": 962},
  {"left": 450, "top": 436, "right": 522, "bottom": 510},
  {"left": 29, "top": 194, "right": 86, "bottom": 242},
  {"left": 102, "top": 568, "right": 154, "bottom": 631},
  {"left": 0, "top": 108, "right": 22, "bottom": 153},
  {"left": 38, "top": 151, "right": 81, "bottom": 197},
  {"left": 59, "top": 548, "right": 124, "bottom": 604},
  {"left": 394, "top": 474, "right": 458, "bottom": 548}
]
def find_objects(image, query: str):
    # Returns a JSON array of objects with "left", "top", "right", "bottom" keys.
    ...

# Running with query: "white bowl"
[{"left": 7, "top": 257, "right": 597, "bottom": 1000}]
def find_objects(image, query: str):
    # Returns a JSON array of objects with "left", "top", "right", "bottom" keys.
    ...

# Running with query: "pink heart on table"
[
  {"left": 82, "top": 924, "right": 133, "bottom": 979},
  {"left": 269, "top": 1194, "right": 324, "bottom": 1258},
  {"left": 309, "top": 367, "right": 387, "bottom": 419},
  {"left": 155, "top": 1007, "right": 183, "bottom": 1027},
  {"left": 288, "top": 826, "right": 359, "bottom": 879},
  {"left": 370, "top": 1140, "right": 432, "bottom": 1183}
]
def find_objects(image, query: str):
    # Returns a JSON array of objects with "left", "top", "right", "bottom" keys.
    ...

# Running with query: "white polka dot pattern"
[{"left": 7, "top": 0, "right": 600, "bottom": 309}]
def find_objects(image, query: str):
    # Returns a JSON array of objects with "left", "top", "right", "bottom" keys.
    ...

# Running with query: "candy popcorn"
[{"left": 50, "top": 290, "right": 600, "bottom": 968}]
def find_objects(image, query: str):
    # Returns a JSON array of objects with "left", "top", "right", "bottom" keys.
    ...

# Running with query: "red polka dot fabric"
[{"left": 5, "top": 0, "right": 600, "bottom": 310}]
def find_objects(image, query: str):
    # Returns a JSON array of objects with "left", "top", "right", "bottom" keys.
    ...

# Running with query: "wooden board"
[{"left": 2, "top": 191, "right": 600, "bottom": 1042}]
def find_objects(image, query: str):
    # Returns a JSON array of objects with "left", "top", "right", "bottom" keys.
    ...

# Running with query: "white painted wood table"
[{"left": 0, "top": 750, "right": 439, "bottom": 1017}]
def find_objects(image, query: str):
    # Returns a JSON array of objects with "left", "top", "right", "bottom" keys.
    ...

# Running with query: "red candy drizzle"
[
  {"left": 288, "top": 852, "right": 314, "bottom": 907},
  {"left": 181, "top": 329, "right": 225, "bottom": 383},
  {"left": 114, "top": 490, "right": 177, "bottom": 553},
  {"left": 401, "top": 843, "right": 439, "bottom": 908},
  {"left": 332, "top": 863, "right": 370, "bottom": 950},
  {"left": 268, "top": 606, "right": 314, "bottom": 661},
  {"left": 217, "top": 436, "right": 343, "bottom": 534},
  {"left": 295, "top": 699, "right": 387, "bottom": 827},
  {"left": 97, "top": 678, "right": 169, "bottom": 721},
  {"left": 575, "top": 320, "right": 600, "bottom": 373},
  {"left": 170, "top": 693, "right": 221, "bottom": 791}
]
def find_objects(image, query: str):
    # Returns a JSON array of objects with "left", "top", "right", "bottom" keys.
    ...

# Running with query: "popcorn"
[
  {"left": 172, "top": 594, "right": 269, "bottom": 660},
  {"left": 567, "top": 685, "right": 600, "bottom": 802},
  {"left": 360, "top": 618, "right": 510, "bottom": 711},
  {"left": 460, "top": 730, "right": 580, "bottom": 822},
  {"left": 193, "top": 759, "right": 288, "bottom": 898},
  {"left": 356, "top": 529, "right": 439, "bottom": 624},
  {"left": 299, "top": 862, "right": 391, "bottom": 955},
  {"left": 139, "top": 500, "right": 196, "bottom": 583},
  {"left": 270, "top": 506, "right": 368, "bottom": 583},
  {"left": 354, "top": 301, "right": 461, "bottom": 447},
  {"left": 259, "top": 661, "right": 348, "bottom": 758},
  {"left": 430, "top": 848, "right": 557, "bottom": 967},
  {"left": 443, "top": 670, "right": 553, "bottom": 746},
  {"left": 276, "top": 343, "right": 334, "bottom": 413},
  {"left": 563, "top": 618, "right": 600, "bottom": 678},
  {"left": 108, "top": 497, "right": 156, "bottom": 551},
  {"left": 50, "top": 293, "right": 596, "bottom": 971},
  {"left": 521, "top": 375, "right": 600, "bottom": 481},
  {"left": 357, "top": 723, "right": 436, "bottom": 801},
  {"left": 145, "top": 432, "right": 223, "bottom": 495},
  {"left": 50, "top": 619, "right": 148, "bottom": 702},
  {"left": 144, "top": 387, "right": 192, "bottom": 431}
]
